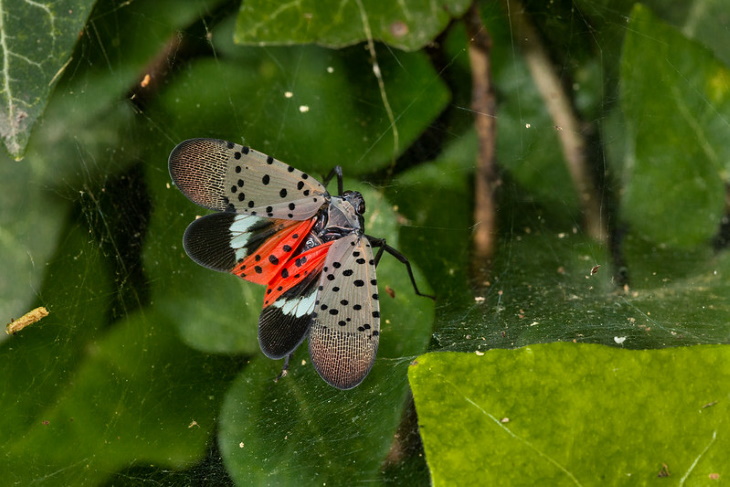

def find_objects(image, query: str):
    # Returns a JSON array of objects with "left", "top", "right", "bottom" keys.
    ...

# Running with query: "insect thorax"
[{"left": 304, "top": 191, "right": 365, "bottom": 250}]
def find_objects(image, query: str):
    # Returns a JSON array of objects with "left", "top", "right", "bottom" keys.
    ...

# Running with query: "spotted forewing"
[
  {"left": 309, "top": 234, "right": 380, "bottom": 389},
  {"left": 169, "top": 138, "right": 327, "bottom": 219}
]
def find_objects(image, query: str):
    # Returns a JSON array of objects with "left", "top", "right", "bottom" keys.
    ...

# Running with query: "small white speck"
[
  {"left": 525, "top": 123, "right": 531, "bottom": 128},
  {"left": 326, "top": 66, "right": 334, "bottom": 73},
  {"left": 475, "top": 350, "right": 484, "bottom": 356},
  {"left": 284, "top": 91, "right": 293, "bottom": 98},
  {"left": 500, "top": 417, "right": 510, "bottom": 423},
  {"left": 614, "top": 336, "right": 627, "bottom": 345},
  {"left": 299, "top": 105, "right": 310, "bottom": 113},
  {"left": 474, "top": 296, "right": 485, "bottom": 303},
  {"left": 239, "top": 442, "right": 244, "bottom": 448}
]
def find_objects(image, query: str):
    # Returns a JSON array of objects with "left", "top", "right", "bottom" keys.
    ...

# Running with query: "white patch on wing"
[
  {"left": 230, "top": 233, "right": 250, "bottom": 249},
  {"left": 273, "top": 290, "right": 317, "bottom": 318},
  {"left": 230, "top": 215, "right": 261, "bottom": 233},
  {"left": 233, "top": 247, "right": 248, "bottom": 262},
  {"left": 229, "top": 215, "right": 264, "bottom": 260}
]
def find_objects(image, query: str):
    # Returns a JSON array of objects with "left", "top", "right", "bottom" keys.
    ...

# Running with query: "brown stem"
[
  {"left": 466, "top": 2, "right": 499, "bottom": 284},
  {"left": 505, "top": 0, "right": 607, "bottom": 243}
]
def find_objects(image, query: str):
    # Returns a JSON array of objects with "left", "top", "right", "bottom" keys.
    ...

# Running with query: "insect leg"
[
  {"left": 274, "top": 353, "right": 293, "bottom": 383},
  {"left": 366, "top": 236, "right": 435, "bottom": 300},
  {"left": 321, "top": 166, "right": 344, "bottom": 195}
]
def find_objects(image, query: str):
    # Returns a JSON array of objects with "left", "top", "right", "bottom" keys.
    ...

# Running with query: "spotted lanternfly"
[{"left": 169, "top": 138, "right": 433, "bottom": 389}]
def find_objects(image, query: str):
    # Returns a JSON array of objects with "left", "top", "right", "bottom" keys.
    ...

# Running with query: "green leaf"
[
  {"left": 71, "top": 0, "right": 227, "bottom": 91},
  {"left": 218, "top": 182, "right": 435, "bottom": 485},
  {"left": 11, "top": 0, "right": 226, "bottom": 183},
  {"left": 153, "top": 17, "right": 450, "bottom": 175},
  {"left": 410, "top": 344, "right": 729, "bottom": 485},
  {"left": 620, "top": 4, "right": 730, "bottom": 248},
  {"left": 0, "top": 152, "right": 68, "bottom": 328},
  {"left": 0, "top": 0, "right": 94, "bottom": 159},
  {"left": 387, "top": 129, "right": 476, "bottom": 304},
  {"left": 234, "top": 0, "right": 471, "bottom": 52},
  {"left": 681, "top": 0, "right": 730, "bottom": 67},
  {"left": 2, "top": 309, "right": 236, "bottom": 485},
  {"left": 0, "top": 156, "right": 236, "bottom": 485},
  {"left": 392, "top": 134, "right": 730, "bottom": 353},
  {"left": 0, "top": 211, "right": 113, "bottom": 447},
  {"left": 495, "top": 58, "right": 579, "bottom": 213}
]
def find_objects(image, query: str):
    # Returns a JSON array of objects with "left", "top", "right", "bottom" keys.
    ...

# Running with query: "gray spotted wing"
[
  {"left": 308, "top": 234, "right": 380, "bottom": 390},
  {"left": 169, "top": 138, "right": 328, "bottom": 220}
]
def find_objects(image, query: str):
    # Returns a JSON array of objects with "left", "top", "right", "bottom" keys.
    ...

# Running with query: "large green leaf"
[
  {"left": 620, "top": 4, "right": 730, "bottom": 248},
  {"left": 410, "top": 344, "right": 729, "bottom": 485},
  {"left": 0, "top": 0, "right": 95, "bottom": 159},
  {"left": 235, "top": 0, "right": 471, "bottom": 51}
]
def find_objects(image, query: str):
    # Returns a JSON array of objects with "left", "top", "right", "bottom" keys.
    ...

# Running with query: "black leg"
[
  {"left": 322, "top": 166, "right": 344, "bottom": 195},
  {"left": 367, "top": 236, "right": 435, "bottom": 300},
  {"left": 274, "top": 353, "right": 292, "bottom": 383}
]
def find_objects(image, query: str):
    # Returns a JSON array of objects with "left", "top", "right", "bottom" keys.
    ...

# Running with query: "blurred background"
[{"left": 1, "top": 0, "right": 728, "bottom": 484}]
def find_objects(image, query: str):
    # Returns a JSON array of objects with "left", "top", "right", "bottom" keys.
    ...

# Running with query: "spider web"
[{"left": 1, "top": 0, "right": 728, "bottom": 485}]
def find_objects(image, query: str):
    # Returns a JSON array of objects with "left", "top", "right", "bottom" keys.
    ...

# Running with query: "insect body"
[{"left": 169, "top": 138, "right": 432, "bottom": 389}]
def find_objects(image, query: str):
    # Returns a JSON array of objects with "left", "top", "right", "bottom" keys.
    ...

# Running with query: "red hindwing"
[
  {"left": 232, "top": 218, "right": 316, "bottom": 285},
  {"left": 263, "top": 241, "right": 334, "bottom": 307}
]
